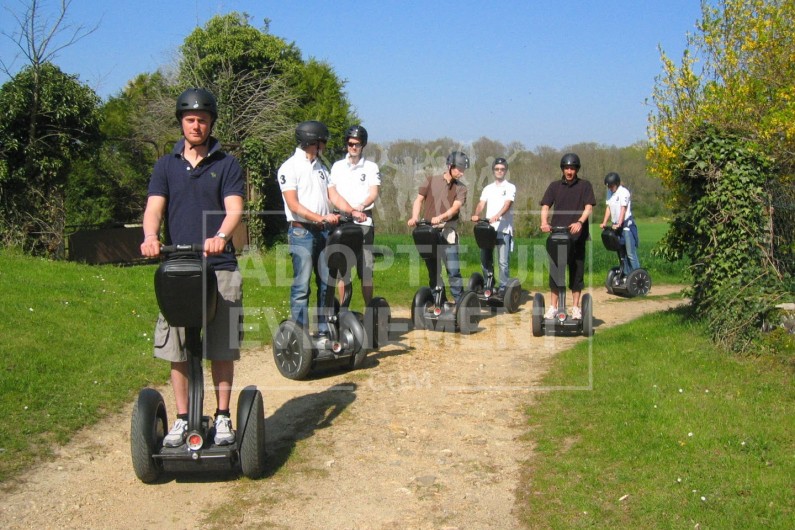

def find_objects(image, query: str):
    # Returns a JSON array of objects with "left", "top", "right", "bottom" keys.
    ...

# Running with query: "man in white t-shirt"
[
  {"left": 470, "top": 157, "right": 516, "bottom": 290},
  {"left": 329, "top": 125, "right": 381, "bottom": 304},
  {"left": 278, "top": 121, "right": 365, "bottom": 335},
  {"left": 599, "top": 172, "right": 640, "bottom": 275}
]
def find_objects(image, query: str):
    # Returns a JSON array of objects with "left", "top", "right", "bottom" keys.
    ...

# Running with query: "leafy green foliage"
[
  {"left": 649, "top": 0, "right": 794, "bottom": 351},
  {"left": 0, "top": 62, "right": 101, "bottom": 255},
  {"left": 658, "top": 126, "right": 787, "bottom": 350},
  {"left": 177, "top": 12, "right": 357, "bottom": 246}
]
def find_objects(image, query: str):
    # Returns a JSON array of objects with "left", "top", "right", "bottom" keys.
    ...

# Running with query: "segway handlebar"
[{"left": 160, "top": 243, "right": 234, "bottom": 255}]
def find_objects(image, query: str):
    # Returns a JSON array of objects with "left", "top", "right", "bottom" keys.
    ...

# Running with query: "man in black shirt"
[{"left": 539, "top": 153, "right": 596, "bottom": 320}]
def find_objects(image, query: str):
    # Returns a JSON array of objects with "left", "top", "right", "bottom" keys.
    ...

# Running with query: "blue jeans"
[
  {"left": 480, "top": 234, "right": 512, "bottom": 288},
  {"left": 622, "top": 223, "right": 640, "bottom": 275},
  {"left": 288, "top": 226, "right": 331, "bottom": 332},
  {"left": 424, "top": 243, "right": 463, "bottom": 302}
]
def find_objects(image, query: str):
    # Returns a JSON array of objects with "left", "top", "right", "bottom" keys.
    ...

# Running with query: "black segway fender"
[
  {"left": 130, "top": 388, "right": 167, "bottom": 483},
  {"left": 531, "top": 293, "right": 545, "bottom": 337},
  {"left": 503, "top": 278, "right": 522, "bottom": 313},
  {"left": 339, "top": 310, "right": 367, "bottom": 369},
  {"left": 581, "top": 293, "right": 594, "bottom": 337},
  {"left": 364, "top": 297, "right": 391, "bottom": 350},
  {"left": 412, "top": 287, "right": 433, "bottom": 330},
  {"left": 467, "top": 272, "right": 485, "bottom": 293},
  {"left": 456, "top": 291, "right": 481, "bottom": 334},
  {"left": 237, "top": 386, "right": 266, "bottom": 479}
]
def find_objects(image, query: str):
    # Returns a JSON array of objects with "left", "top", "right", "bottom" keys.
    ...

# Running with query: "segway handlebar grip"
[{"left": 160, "top": 243, "right": 233, "bottom": 255}]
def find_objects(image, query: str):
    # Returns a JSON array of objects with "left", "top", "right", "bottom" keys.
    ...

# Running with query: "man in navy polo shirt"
[
  {"left": 140, "top": 88, "right": 245, "bottom": 448},
  {"left": 539, "top": 153, "right": 596, "bottom": 320}
]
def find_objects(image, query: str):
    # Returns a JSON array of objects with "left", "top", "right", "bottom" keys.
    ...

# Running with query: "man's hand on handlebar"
[
  {"left": 407, "top": 217, "right": 418, "bottom": 227},
  {"left": 140, "top": 238, "right": 161, "bottom": 258},
  {"left": 321, "top": 213, "right": 341, "bottom": 226},
  {"left": 204, "top": 235, "right": 228, "bottom": 256}
]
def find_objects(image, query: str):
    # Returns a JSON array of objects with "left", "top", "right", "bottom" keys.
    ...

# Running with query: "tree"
[
  {"left": 0, "top": 0, "right": 101, "bottom": 255},
  {"left": 175, "top": 13, "right": 356, "bottom": 245},
  {"left": 648, "top": 0, "right": 794, "bottom": 351},
  {"left": 0, "top": 63, "right": 101, "bottom": 255}
]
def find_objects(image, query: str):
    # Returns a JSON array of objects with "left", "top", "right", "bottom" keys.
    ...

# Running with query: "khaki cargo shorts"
[{"left": 153, "top": 269, "right": 243, "bottom": 362}]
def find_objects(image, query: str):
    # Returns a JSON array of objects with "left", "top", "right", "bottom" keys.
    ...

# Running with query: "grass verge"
[{"left": 519, "top": 309, "right": 794, "bottom": 529}]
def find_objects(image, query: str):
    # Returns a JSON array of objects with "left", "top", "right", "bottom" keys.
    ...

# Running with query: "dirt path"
[{"left": 0, "top": 285, "right": 686, "bottom": 529}]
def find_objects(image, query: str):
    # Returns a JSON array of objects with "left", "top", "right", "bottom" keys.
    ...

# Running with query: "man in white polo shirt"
[
  {"left": 278, "top": 120, "right": 365, "bottom": 335},
  {"left": 329, "top": 125, "right": 381, "bottom": 304},
  {"left": 471, "top": 157, "right": 516, "bottom": 292}
]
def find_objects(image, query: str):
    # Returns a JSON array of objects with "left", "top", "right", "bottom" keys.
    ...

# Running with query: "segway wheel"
[
  {"left": 130, "top": 388, "right": 167, "bottom": 483},
  {"left": 456, "top": 291, "right": 481, "bottom": 334},
  {"left": 581, "top": 293, "right": 594, "bottom": 337},
  {"left": 364, "top": 297, "right": 391, "bottom": 350},
  {"left": 626, "top": 269, "right": 652, "bottom": 297},
  {"left": 339, "top": 310, "right": 367, "bottom": 369},
  {"left": 503, "top": 278, "right": 522, "bottom": 313},
  {"left": 411, "top": 287, "right": 433, "bottom": 330},
  {"left": 531, "top": 293, "right": 545, "bottom": 337},
  {"left": 237, "top": 387, "right": 266, "bottom": 479},
  {"left": 272, "top": 320, "right": 314, "bottom": 380},
  {"left": 605, "top": 267, "right": 620, "bottom": 294},
  {"left": 467, "top": 272, "right": 485, "bottom": 293}
]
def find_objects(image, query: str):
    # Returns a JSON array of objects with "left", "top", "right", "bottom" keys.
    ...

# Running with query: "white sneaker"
[
  {"left": 214, "top": 415, "right": 236, "bottom": 446},
  {"left": 571, "top": 306, "right": 582, "bottom": 320},
  {"left": 163, "top": 418, "right": 188, "bottom": 447},
  {"left": 543, "top": 306, "right": 558, "bottom": 319}
]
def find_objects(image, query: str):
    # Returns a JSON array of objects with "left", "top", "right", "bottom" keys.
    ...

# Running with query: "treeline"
[
  {"left": 360, "top": 138, "right": 664, "bottom": 236},
  {"left": 0, "top": 7, "right": 666, "bottom": 255}
]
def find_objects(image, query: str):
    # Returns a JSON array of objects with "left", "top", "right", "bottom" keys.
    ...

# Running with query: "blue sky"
[{"left": 0, "top": 0, "right": 703, "bottom": 149}]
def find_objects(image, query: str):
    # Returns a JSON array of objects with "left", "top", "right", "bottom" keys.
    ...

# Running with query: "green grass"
[
  {"left": 519, "top": 310, "right": 794, "bottom": 529},
  {"left": 0, "top": 219, "right": 686, "bottom": 482},
  {"left": 0, "top": 250, "right": 166, "bottom": 481}
]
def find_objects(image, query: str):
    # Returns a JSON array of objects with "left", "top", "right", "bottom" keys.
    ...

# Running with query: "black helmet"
[
  {"left": 295, "top": 120, "right": 329, "bottom": 147},
  {"left": 492, "top": 157, "right": 508, "bottom": 170},
  {"left": 604, "top": 172, "right": 621, "bottom": 186},
  {"left": 560, "top": 152, "right": 581, "bottom": 170},
  {"left": 446, "top": 151, "right": 470, "bottom": 170},
  {"left": 175, "top": 88, "right": 217, "bottom": 122},
  {"left": 345, "top": 125, "right": 368, "bottom": 147}
]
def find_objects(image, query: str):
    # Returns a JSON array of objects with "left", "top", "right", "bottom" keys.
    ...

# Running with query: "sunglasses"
[
  {"left": 347, "top": 142, "right": 362, "bottom": 148},
  {"left": 494, "top": 167, "right": 507, "bottom": 172}
]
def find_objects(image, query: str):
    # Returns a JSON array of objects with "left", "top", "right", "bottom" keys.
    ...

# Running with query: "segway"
[
  {"left": 334, "top": 215, "right": 393, "bottom": 354},
  {"left": 411, "top": 220, "right": 480, "bottom": 334},
  {"left": 601, "top": 227, "right": 651, "bottom": 297},
  {"left": 467, "top": 219, "right": 522, "bottom": 313},
  {"left": 272, "top": 216, "right": 381, "bottom": 380},
  {"left": 131, "top": 244, "right": 266, "bottom": 483},
  {"left": 532, "top": 227, "right": 593, "bottom": 337}
]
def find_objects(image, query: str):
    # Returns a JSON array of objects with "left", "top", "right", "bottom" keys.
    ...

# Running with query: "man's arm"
[
  {"left": 471, "top": 200, "right": 486, "bottom": 221},
  {"left": 432, "top": 199, "right": 463, "bottom": 226},
  {"left": 570, "top": 204, "right": 593, "bottom": 235},
  {"left": 140, "top": 195, "right": 166, "bottom": 257},
  {"left": 282, "top": 190, "right": 325, "bottom": 224},
  {"left": 408, "top": 194, "right": 424, "bottom": 226},
  {"left": 489, "top": 199, "right": 513, "bottom": 224},
  {"left": 540, "top": 204, "right": 551, "bottom": 233},
  {"left": 328, "top": 186, "right": 366, "bottom": 222},
  {"left": 205, "top": 195, "right": 244, "bottom": 255}
]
